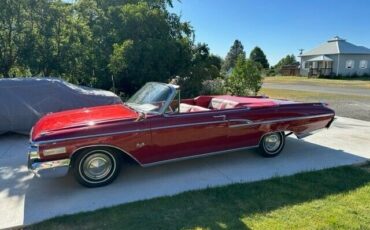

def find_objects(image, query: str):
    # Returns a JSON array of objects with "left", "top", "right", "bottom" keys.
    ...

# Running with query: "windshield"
[{"left": 126, "top": 82, "right": 174, "bottom": 113}]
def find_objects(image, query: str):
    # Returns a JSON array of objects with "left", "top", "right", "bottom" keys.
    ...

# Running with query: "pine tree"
[
  {"left": 222, "top": 40, "right": 246, "bottom": 73},
  {"left": 249, "top": 46, "right": 269, "bottom": 69}
]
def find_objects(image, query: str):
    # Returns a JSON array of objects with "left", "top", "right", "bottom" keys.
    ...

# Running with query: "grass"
[
  {"left": 264, "top": 76, "right": 370, "bottom": 89},
  {"left": 260, "top": 88, "right": 370, "bottom": 102},
  {"left": 28, "top": 163, "right": 370, "bottom": 230}
]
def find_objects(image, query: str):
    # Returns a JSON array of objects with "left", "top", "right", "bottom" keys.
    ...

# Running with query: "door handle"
[
  {"left": 213, "top": 115, "right": 226, "bottom": 120},
  {"left": 229, "top": 119, "right": 253, "bottom": 128}
]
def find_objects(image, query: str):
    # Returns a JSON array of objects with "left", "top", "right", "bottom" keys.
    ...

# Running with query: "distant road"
[
  {"left": 262, "top": 81, "right": 370, "bottom": 121},
  {"left": 263, "top": 82, "right": 370, "bottom": 97}
]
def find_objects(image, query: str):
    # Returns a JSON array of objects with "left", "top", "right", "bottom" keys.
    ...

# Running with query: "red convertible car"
[{"left": 28, "top": 82, "right": 335, "bottom": 187}]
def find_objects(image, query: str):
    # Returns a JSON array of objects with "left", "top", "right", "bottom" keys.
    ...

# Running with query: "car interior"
[
  {"left": 174, "top": 95, "right": 278, "bottom": 114},
  {"left": 179, "top": 97, "right": 239, "bottom": 113}
]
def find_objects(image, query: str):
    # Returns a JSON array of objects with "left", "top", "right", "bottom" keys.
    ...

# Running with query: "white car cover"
[{"left": 0, "top": 78, "right": 122, "bottom": 135}]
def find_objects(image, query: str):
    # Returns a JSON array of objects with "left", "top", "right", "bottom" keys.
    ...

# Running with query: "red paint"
[
  {"left": 32, "top": 104, "right": 138, "bottom": 140},
  {"left": 31, "top": 95, "right": 335, "bottom": 166}
]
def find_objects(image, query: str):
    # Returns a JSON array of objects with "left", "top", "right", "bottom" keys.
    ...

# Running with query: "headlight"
[{"left": 43, "top": 147, "right": 67, "bottom": 156}]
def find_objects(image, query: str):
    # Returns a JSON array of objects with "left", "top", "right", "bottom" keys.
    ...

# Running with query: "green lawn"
[
  {"left": 28, "top": 163, "right": 370, "bottom": 230},
  {"left": 264, "top": 76, "right": 370, "bottom": 89},
  {"left": 260, "top": 88, "right": 370, "bottom": 102}
]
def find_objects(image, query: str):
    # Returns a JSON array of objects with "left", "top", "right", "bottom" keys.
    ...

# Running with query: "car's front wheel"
[
  {"left": 72, "top": 148, "right": 121, "bottom": 187},
  {"left": 258, "top": 132, "right": 285, "bottom": 157}
]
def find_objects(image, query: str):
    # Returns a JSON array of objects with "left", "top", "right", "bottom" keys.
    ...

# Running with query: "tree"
[
  {"left": 178, "top": 43, "right": 223, "bottom": 98},
  {"left": 249, "top": 46, "right": 269, "bottom": 69},
  {"left": 0, "top": 0, "right": 27, "bottom": 77},
  {"left": 227, "top": 55, "right": 262, "bottom": 96},
  {"left": 221, "top": 39, "right": 245, "bottom": 74},
  {"left": 274, "top": 54, "right": 297, "bottom": 70},
  {"left": 107, "top": 1, "right": 194, "bottom": 94},
  {"left": 0, "top": 0, "right": 225, "bottom": 98}
]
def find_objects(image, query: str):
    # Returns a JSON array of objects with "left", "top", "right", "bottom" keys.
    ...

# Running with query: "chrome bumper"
[{"left": 28, "top": 145, "right": 70, "bottom": 178}]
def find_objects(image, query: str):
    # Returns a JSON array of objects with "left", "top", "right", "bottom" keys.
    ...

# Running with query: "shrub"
[
  {"left": 8, "top": 65, "right": 32, "bottom": 77},
  {"left": 265, "top": 67, "right": 278, "bottom": 77},
  {"left": 201, "top": 78, "right": 226, "bottom": 95},
  {"left": 227, "top": 55, "right": 262, "bottom": 96}
]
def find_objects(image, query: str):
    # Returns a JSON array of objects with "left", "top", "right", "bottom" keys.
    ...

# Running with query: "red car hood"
[{"left": 31, "top": 104, "right": 138, "bottom": 141}]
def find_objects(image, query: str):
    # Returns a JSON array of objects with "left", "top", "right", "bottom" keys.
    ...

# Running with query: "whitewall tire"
[
  {"left": 72, "top": 148, "right": 121, "bottom": 187},
  {"left": 258, "top": 132, "right": 285, "bottom": 158}
]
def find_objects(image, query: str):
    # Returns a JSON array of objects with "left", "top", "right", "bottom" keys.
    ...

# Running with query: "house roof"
[
  {"left": 300, "top": 36, "right": 370, "bottom": 56},
  {"left": 306, "top": 55, "right": 333, "bottom": 62}
]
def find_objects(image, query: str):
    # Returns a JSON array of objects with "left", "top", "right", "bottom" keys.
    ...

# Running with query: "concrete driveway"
[{"left": 1, "top": 116, "right": 369, "bottom": 229}]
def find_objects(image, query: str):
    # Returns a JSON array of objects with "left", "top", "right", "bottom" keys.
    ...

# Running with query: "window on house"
[
  {"left": 328, "top": 61, "right": 333, "bottom": 68},
  {"left": 312, "top": 61, "right": 317, "bottom": 68},
  {"left": 360, "top": 60, "right": 368, "bottom": 69},
  {"left": 345, "top": 60, "right": 354, "bottom": 69},
  {"left": 304, "top": 62, "right": 310, "bottom": 69},
  {"left": 322, "top": 61, "right": 333, "bottom": 69}
]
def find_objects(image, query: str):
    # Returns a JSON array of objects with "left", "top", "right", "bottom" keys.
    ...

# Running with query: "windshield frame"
[{"left": 125, "top": 82, "right": 178, "bottom": 115}]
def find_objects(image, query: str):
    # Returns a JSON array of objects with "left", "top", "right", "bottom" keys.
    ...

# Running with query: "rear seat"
[
  {"left": 179, "top": 103, "right": 210, "bottom": 113},
  {"left": 209, "top": 98, "right": 238, "bottom": 110}
]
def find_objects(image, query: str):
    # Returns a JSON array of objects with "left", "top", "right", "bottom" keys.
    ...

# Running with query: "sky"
[{"left": 169, "top": 0, "right": 370, "bottom": 65}]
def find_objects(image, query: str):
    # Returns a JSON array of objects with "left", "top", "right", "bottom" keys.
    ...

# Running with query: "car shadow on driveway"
[{"left": 0, "top": 133, "right": 368, "bottom": 228}]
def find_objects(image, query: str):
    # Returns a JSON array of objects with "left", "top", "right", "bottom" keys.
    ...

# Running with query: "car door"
[
  {"left": 144, "top": 110, "right": 229, "bottom": 164},
  {"left": 224, "top": 108, "right": 264, "bottom": 149}
]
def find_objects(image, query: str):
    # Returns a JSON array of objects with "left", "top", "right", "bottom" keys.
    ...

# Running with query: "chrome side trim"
[
  {"left": 33, "top": 113, "right": 334, "bottom": 145},
  {"left": 151, "top": 120, "right": 226, "bottom": 131},
  {"left": 213, "top": 115, "right": 226, "bottom": 119},
  {"left": 142, "top": 145, "right": 259, "bottom": 167},
  {"left": 155, "top": 114, "right": 332, "bottom": 131},
  {"left": 34, "top": 128, "right": 151, "bottom": 145},
  {"left": 71, "top": 144, "right": 143, "bottom": 166},
  {"left": 250, "top": 113, "right": 334, "bottom": 126}
]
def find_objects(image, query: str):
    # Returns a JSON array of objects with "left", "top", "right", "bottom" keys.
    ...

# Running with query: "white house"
[{"left": 300, "top": 37, "right": 370, "bottom": 77}]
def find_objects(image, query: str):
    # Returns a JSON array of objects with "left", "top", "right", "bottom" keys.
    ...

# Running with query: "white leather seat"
[
  {"left": 179, "top": 103, "right": 210, "bottom": 113},
  {"left": 179, "top": 103, "right": 193, "bottom": 113},
  {"left": 209, "top": 98, "right": 238, "bottom": 110}
]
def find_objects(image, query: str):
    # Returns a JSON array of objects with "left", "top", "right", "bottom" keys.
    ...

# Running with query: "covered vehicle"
[
  {"left": 28, "top": 82, "right": 335, "bottom": 187},
  {"left": 0, "top": 78, "right": 122, "bottom": 135}
]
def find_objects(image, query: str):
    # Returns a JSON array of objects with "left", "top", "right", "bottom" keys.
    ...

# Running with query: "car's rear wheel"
[
  {"left": 72, "top": 148, "right": 121, "bottom": 187},
  {"left": 258, "top": 132, "right": 285, "bottom": 157}
]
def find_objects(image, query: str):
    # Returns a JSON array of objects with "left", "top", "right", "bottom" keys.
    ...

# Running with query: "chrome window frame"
[{"left": 128, "top": 82, "right": 178, "bottom": 116}]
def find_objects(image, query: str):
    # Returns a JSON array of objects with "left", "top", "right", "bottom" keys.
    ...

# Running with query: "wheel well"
[{"left": 70, "top": 145, "right": 140, "bottom": 166}]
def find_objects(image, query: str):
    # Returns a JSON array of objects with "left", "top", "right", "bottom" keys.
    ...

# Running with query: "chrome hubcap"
[
  {"left": 264, "top": 133, "right": 281, "bottom": 152},
  {"left": 83, "top": 153, "right": 112, "bottom": 180}
]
